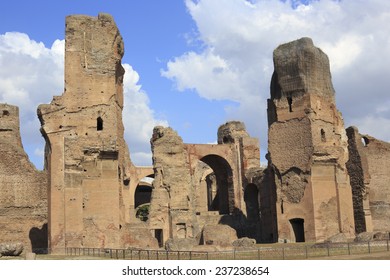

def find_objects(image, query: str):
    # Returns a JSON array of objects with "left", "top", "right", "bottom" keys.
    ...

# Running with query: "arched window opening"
[
  {"left": 287, "top": 96, "right": 293, "bottom": 112},
  {"left": 362, "top": 137, "right": 369, "bottom": 147},
  {"left": 321, "top": 129, "right": 326, "bottom": 142},
  {"left": 134, "top": 176, "right": 154, "bottom": 222},
  {"left": 97, "top": 117, "right": 103, "bottom": 131},
  {"left": 290, "top": 218, "right": 305, "bottom": 242},
  {"left": 2, "top": 110, "right": 10, "bottom": 116},
  {"left": 134, "top": 184, "right": 153, "bottom": 209}
]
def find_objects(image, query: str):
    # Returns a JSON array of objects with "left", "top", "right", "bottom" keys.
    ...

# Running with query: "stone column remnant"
[{"left": 149, "top": 126, "right": 199, "bottom": 246}]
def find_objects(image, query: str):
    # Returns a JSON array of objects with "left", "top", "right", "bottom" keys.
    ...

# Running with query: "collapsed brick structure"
[{"left": 1, "top": 14, "right": 390, "bottom": 253}]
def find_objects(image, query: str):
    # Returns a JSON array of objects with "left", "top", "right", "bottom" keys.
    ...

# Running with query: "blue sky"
[{"left": 1, "top": 0, "right": 390, "bottom": 169}]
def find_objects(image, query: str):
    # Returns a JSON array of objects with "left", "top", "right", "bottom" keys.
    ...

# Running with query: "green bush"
[{"left": 136, "top": 204, "right": 150, "bottom": 222}]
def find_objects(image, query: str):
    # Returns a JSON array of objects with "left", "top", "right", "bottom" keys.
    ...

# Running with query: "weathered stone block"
[
  {"left": 0, "top": 242, "right": 23, "bottom": 256},
  {"left": 201, "top": 225, "right": 237, "bottom": 247}
]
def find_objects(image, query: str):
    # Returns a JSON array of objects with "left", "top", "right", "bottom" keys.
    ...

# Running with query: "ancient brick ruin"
[
  {"left": 266, "top": 38, "right": 355, "bottom": 242},
  {"left": 1, "top": 14, "right": 390, "bottom": 254},
  {"left": 0, "top": 105, "right": 47, "bottom": 252}
]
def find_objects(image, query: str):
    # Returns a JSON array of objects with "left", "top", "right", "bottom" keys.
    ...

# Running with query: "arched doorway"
[
  {"left": 244, "top": 183, "right": 259, "bottom": 221},
  {"left": 198, "top": 154, "right": 234, "bottom": 215},
  {"left": 290, "top": 218, "right": 305, "bottom": 242},
  {"left": 134, "top": 175, "right": 154, "bottom": 222}
]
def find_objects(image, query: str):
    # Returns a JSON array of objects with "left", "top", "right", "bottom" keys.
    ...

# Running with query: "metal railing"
[{"left": 65, "top": 239, "right": 390, "bottom": 260}]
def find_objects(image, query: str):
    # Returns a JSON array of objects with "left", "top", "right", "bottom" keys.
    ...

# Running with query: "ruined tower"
[
  {"left": 0, "top": 104, "right": 47, "bottom": 252},
  {"left": 38, "top": 14, "right": 134, "bottom": 252},
  {"left": 267, "top": 38, "right": 355, "bottom": 242}
]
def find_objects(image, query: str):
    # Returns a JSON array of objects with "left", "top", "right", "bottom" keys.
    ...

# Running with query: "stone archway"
[
  {"left": 198, "top": 154, "right": 234, "bottom": 215},
  {"left": 134, "top": 175, "right": 154, "bottom": 222}
]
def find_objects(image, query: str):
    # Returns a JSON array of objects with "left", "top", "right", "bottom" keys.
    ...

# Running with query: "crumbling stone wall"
[
  {"left": 346, "top": 126, "right": 372, "bottom": 234},
  {"left": 0, "top": 104, "right": 47, "bottom": 253},
  {"left": 149, "top": 126, "right": 199, "bottom": 246},
  {"left": 267, "top": 38, "right": 355, "bottom": 242},
  {"left": 346, "top": 127, "right": 390, "bottom": 232},
  {"left": 362, "top": 136, "right": 390, "bottom": 231},
  {"left": 149, "top": 121, "right": 262, "bottom": 248}
]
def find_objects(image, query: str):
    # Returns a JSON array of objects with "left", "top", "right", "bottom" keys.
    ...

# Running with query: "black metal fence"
[{"left": 65, "top": 239, "right": 390, "bottom": 260}]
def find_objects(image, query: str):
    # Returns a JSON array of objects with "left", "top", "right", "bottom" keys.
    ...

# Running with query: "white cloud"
[
  {"left": 0, "top": 32, "right": 167, "bottom": 168},
  {"left": 0, "top": 32, "right": 64, "bottom": 169},
  {"left": 162, "top": 49, "right": 244, "bottom": 102},
  {"left": 163, "top": 0, "right": 390, "bottom": 154},
  {"left": 123, "top": 63, "right": 168, "bottom": 165},
  {"left": 352, "top": 115, "right": 390, "bottom": 142}
]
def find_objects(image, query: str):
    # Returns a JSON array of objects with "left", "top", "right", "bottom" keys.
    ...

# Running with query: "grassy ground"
[
  {"left": 313, "top": 250, "right": 390, "bottom": 260},
  {"left": 2, "top": 242, "right": 390, "bottom": 260},
  {"left": 2, "top": 250, "right": 390, "bottom": 260}
]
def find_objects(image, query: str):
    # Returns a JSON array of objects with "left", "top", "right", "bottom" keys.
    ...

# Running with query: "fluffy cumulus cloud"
[
  {"left": 0, "top": 32, "right": 64, "bottom": 168},
  {"left": 122, "top": 63, "right": 168, "bottom": 165},
  {"left": 0, "top": 32, "right": 167, "bottom": 168},
  {"left": 163, "top": 0, "right": 390, "bottom": 153}
]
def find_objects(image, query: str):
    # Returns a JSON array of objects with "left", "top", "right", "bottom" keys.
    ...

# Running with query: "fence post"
[
  {"left": 207, "top": 251, "right": 209, "bottom": 260},
  {"left": 348, "top": 242, "right": 351, "bottom": 255},
  {"left": 233, "top": 249, "right": 236, "bottom": 260},
  {"left": 258, "top": 248, "right": 261, "bottom": 260},
  {"left": 282, "top": 247, "right": 285, "bottom": 260},
  {"left": 387, "top": 239, "right": 389, "bottom": 251},
  {"left": 368, "top": 241, "right": 371, "bottom": 254},
  {"left": 327, "top": 243, "right": 330, "bottom": 257},
  {"left": 305, "top": 245, "right": 308, "bottom": 259},
  {"left": 190, "top": 251, "right": 192, "bottom": 260},
  {"left": 166, "top": 250, "right": 169, "bottom": 260}
]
